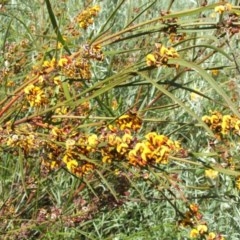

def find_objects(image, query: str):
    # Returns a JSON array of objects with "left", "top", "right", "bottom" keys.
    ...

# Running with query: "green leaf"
[
  {"left": 179, "top": 44, "right": 233, "bottom": 61},
  {"left": 44, "top": 0, "right": 71, "bottom": 54}
]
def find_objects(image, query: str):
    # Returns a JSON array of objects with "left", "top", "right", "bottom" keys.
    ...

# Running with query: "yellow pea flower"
[
  {"left": 205, "top": 169, "right": 218, "bottom": 179},
  {"left": 146, "top": 54, "right": 156, "bottom": 66}
]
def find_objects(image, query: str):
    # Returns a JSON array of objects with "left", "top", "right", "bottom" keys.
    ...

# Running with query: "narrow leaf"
[
  {"left": 168, "top": 58, "right": 240, "bottom": 118},
  {"left": 139, "top": 72, "right": 215, "bottom": 137}
]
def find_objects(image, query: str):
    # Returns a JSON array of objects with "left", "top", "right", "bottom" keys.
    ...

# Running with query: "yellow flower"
[
  {"left": 42, "top": 60, "right": 51, "bottom": 68},
  {"left": 42, "top": 58, "right": 56, "bottom": 68},
  {"left": 221, "top": 115, "right": 232, "bottom": 134},
  {"left": 87, "top": 134, "right": 98, "bottom": 147},
  {"left": 24, "top": 84, "right": 34, "bottom": 94},
  {"left": 235, "top": 176, "right": 240, "bottom": 190},
  {"left": 118, "top": 114, "right": 129, "bottom": 120},
  {"left": 158, "top": 44, "right": 179, "bottom": 58},
  {"left": 24, "top": 84, "right": 47, "bottom": 107},
  {"left": 50, "top": 161, "right": 58, "bottom": 170},
  {"left": 116, "top": 113, "right": 142, "bottom": 131},
  {"left": 165, "top": 47, "right": 180, "bottom": 58},
  {"left": 207, "top": 232, "right": 216, "bottom": 240},
  {"left": 156, "top": 145, "right": 169, "bottom": 164},
  {"left": 76, "top": 5, "right": 101, "bottom": 29},
  {"left": 63, "top": 153, "right": 71, "bottom": 164},
  {"left": 144, "top": 132, "right": 180, "bottom": 164},
  {"left": 205, "top": 169, "right": 218, "bottom": 179},
  {"left": 6, "top": 134, "right": 19, "bottom": 146},
  {"left": 147, "top": 43, "right": 179, "bottom": 68},
  {"left": 57, "top": 37, "right": 67, "bottom": 49},
  {"left": 58, "top": 57, "right": 69, "bottom": 67},
  {"left": 51, "top": 127, "right": 63, "bottom": 137},
  {"left": 116, "top": 142, "right": 129, "bottom": 154},
  {"left": 128, "top": 142, "right": 151, "bottom": 166},
  {"left": 197, "top": 224, "right": 208, "bottom": 234},
  {"left": 6, "top": 80, "right": 15, "bottom": 87},
  {"left": 215, "top": 5, "right": 225, "bottom": 14},
  {"left": 202, "top": 115, "right": 211, "bottom": 125},
  {"left": 145, "top": 132, "right": 157, "bottom": 141},
  {"left": 234, "top": 120, "right": 240, "bottom": 131},
  {"left": 146, "top": 132, "right": 167, "bottom": 147},
  {"left": 153, "top": 134, "right": 168, "bottom": 146},
  {"left": 159, "top": 45, "right": 168, "bottom": 56},
  {"left": 66, "top": 139, "right": 76, "bottom": 150},
  {"left": 190, "top": 228, "right": 199, "bottom": 238},
  {"left": 211, "top": 69, "right": 219, "bottom": 76},
  {"left": 122, "top": 132, "right": 133, "bottom": 144},
  {"left": 53, "top": 76, "right": 61, "bottom": 85},
  {"left": 108, "top": 124, "right": 117, "bottom": 132},
  {"left": 114, "top": 169, "right": 120, "bottom": 175},
  {"left": 107, "top": 134, "right": 121, "bottom": 146},
  {"left": 81, "top": 163, "right": 94, "bottom": 174},
  {"left": 89, "top": 5, "right": 100, "bottom": 15},
  {"left": 189, "top": 203, "right": 199, "bottom": 213},
  {"left": 146, "top": 54, "right": 156, "bottom": 66},
  {"left": 55, "top": 106, "right": 68, "bottom": 115},
  {"left": 210, "top": 113, "right": 221, "bottom": 124},
  {"left": 107, "top": 133, "right": 116, "bottom": 145},
  {"left": 66, "top": 159, "right": 78, "bottom": 172},
  {"left": 7, "top": 133, "right": 36, "bottom": 153},
  {"left": 225, "top": 3, "right": 232, "bottom": 11},
  {"left": 102, "top": 155, "right": 112, "bottom": 164},
  {"left": 140, "top": 144, "right": 152, "bottom": 162},
  {"left": 215, "top": 3, "right": 232, "bottom": 14}
]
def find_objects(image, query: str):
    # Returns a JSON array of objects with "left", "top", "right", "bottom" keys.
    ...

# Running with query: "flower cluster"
[
  {"left": 42, "top": 56, "right": 91, "bottom": 80},
  {"left": 24, "top": 84, "right": 48, "bottom": 107},
  {"left": 42, "top": 57, "right": 57, "bottom": 69},
  {"left": 61, "top": 58, "right": 92, "bottom": 79},
  {"left": 179, "top": 203, "right": 225, "bottom": 240},
  {"left": 100, "top": 129, "right": 135, "bottom": 164},
  {"left": 99, "top": 112, "right": 142, "bottom": 164},
  {"left": 0, "top": 40, "right": 30, "bottom": 84},
  {"left": 76, "top": 5, "right": 100, "bottom": 29},
  {"left": 36, "top": 113, "right": 181, "bottom": 177},
  {"left": 214, "top": 3, "right": 232, "bottom": 14},
  {"left": 169, "top": 32, "right": 186, "bottom": 43},
  {"left": 82, "top": 44, "right": 104, "bottom": 61},
  {"left": 190, "top": 227, "right": 225, "bottom": 240},
  {"left": 41, "top": 44, "right": 103, "bottom": 81},
  {"left": 202, "top": 111, "right": 240, "bottom": 137},
  {"left": 146, "top": 43, "right": 179, "bottom": 68},
  {"left": 6, "top": 133, "right": 36, "bottom": 154},
  {"left": 5, "top": 124, "right": 38, "bottom": 154},
  {"left": 41, "top": 127, "right": 97, "bottom": 177},
  {"left": 179, "top": 203, "right": 202, "bottom": 227},
  {"left": 128, "top": 132, "right": 180, "bottom": 166},
  {"left": 115, "top": 112, "right": 142, "bottom": 131}
]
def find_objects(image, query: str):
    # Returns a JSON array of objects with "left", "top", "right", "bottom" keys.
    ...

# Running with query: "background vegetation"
[{"left": 1, "top": 0, "right": 240, "bottom": 239}]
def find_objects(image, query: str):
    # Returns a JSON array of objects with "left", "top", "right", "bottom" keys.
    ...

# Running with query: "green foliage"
[{"left": 1, "top": 0, "right": 240, "bottom": 239}]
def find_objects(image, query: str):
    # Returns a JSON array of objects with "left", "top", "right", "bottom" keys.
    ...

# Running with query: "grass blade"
[
  {"left": 168, "top": 58, "right": 240, "bottom": 117},
  {"left": 44, "top": 0, "right": 71, "bottom": 54}
]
